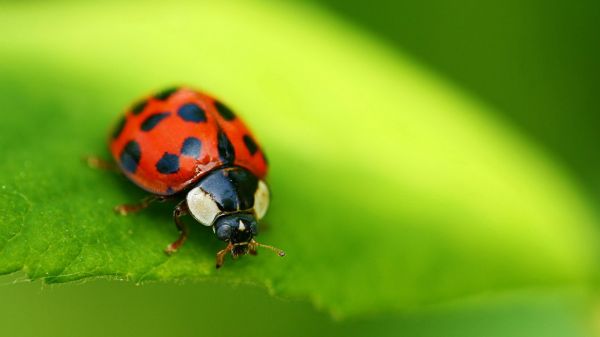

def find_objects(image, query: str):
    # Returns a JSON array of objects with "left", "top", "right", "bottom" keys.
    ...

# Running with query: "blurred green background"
[
  {"left": 317, "top": 0, "right": 600, "bottom": 205},
  {"left": 0, "top": 0, "right": 599, "bottom": 336}
]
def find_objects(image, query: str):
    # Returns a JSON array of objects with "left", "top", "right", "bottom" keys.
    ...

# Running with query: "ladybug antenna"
[{"left": 250, "top": 239, "right": 286, "bottom": 257}]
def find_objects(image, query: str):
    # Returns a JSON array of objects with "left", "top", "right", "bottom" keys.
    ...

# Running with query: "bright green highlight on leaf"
[{"left": 0, "top": 0, "right": 598, "bottom": 317}]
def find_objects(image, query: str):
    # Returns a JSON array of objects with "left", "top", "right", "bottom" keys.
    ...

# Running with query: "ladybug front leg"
[
  {"left": 114, "top": 195, "right": 168, "bottom": 215},
  {"left": 164, "top": 200, "right": 190, "bottom": 255}
]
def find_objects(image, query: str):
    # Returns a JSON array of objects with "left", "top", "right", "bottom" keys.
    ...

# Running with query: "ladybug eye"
[{"left": 216, "top": 225, "right": 232, "bottom": 241}]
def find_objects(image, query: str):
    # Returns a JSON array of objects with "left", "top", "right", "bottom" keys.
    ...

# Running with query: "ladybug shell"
[{"left": 109, "top": 87, "right": 268, "bottom": 196}]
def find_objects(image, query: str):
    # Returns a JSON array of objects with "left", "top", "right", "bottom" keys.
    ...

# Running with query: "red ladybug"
[{"left": 90, "top": 87, "right": 284, "bottom": 268}]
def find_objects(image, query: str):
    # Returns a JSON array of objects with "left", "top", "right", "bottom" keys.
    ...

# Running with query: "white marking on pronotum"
[
  {"left": 254, "top": 180, "right": 270, "bottom": 220},
  {"left": 186, "top": 187, "right": 220, "bottom": 226},
  {"left": 238, "top": 220, "right": 246, "bottom": 231}
]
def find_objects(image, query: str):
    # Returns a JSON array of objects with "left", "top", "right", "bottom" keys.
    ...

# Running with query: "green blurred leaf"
[
  {"left": 317, "top": 0, "right": 600, "bottom": 200},
  {"left": 0, "top": 0, "right": 598, "bottom": 317},
  {"left": 0, "top": 276, "right": 592, "bottom": 337}
]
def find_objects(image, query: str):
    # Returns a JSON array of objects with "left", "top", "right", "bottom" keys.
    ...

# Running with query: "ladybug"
[{"left": 90, "top": 87, "right": 284, "bottom": 268}]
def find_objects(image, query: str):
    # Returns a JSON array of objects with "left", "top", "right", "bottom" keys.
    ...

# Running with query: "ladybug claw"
[
  {"left": 85, "top": 155, "right": 120, "bottom": 172},
  {"left": 114, "top": 205, "right": 129, "bottom": 216},
  {"left": 164, "top": 245, "right": 177, "bottom": 255}
]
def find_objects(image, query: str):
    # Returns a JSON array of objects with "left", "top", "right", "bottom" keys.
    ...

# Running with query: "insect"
[{"left": 89, "top": 87, "right": 284, "bottom": 268}]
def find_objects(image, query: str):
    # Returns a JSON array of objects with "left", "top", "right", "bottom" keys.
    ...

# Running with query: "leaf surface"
[{"left": 0, "top": 0, "right": 597, "bottom": 317}]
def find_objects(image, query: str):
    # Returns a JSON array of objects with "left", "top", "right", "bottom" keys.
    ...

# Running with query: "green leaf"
[{"left": 0, "top": 1, "right": 598, "bottom": 317}]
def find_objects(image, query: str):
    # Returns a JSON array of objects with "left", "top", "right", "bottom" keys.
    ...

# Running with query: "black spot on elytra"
[
  {"left": 178, "top": 103, "right": 206, "bottom": 123},
  {"left": 156, "top": 152, "right": 180, "bottom": 174},
  {"left": 180, "top": 137, "right": 202, "bottom": 159},
  {"left": 243, "top": 135, "right": 258, "bottom": 155},
  {"left": 214, "top": 101, "right": 236, "bottom": 121},
  {"left": 141, "top": 112, "right": 170, "bottom": 131},
  {"left": 120, "top": 140, "right": 141, "bottom": 173},
  {"left": 217, "top": 130, "right": 235, "bottom": 165},
  {"left": 112, "top": 116, "right": 126, "bottom": 139},
  {"left": 154, "top": 87, "right": 179, "bottom": 100},
  {"left": 131, "top": 99, "right": 148, "bottom": 115}
]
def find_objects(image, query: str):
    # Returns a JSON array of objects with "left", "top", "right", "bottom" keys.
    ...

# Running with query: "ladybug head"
[
  {"left": 214, "top": 213, "right": 257, "bottom": 253},
  {"left": 213, "top": 212, "right": 285, "bottom": 268}
]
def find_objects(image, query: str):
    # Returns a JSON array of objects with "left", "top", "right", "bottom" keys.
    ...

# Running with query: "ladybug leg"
[
  {"left": 84, "top": 156, "right": 120, "bottom": 173},
  {"left": 114, "top": 195, "right": 168, "bottom": 215},
  {"left": 248, "top": 245, "right": 258, "bottom": 256},
  {"left": 164, "top": 200, "right": 190, "bottom": 255},
  {"left": 216, "top": 243, "right": 234, "bottom": 268}
]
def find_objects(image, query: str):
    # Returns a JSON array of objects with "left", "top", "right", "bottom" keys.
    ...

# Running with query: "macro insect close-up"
[
  {"left": 0, "top": 1, "right": 598, "bottom": 337},
  {"left": 89, "top": 87, "right": 284, "bottom": 268}
]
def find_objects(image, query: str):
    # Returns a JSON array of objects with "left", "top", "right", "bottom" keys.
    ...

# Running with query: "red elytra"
[{"left": 109, "top": 87, "right": 268, "bottom": 195}]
